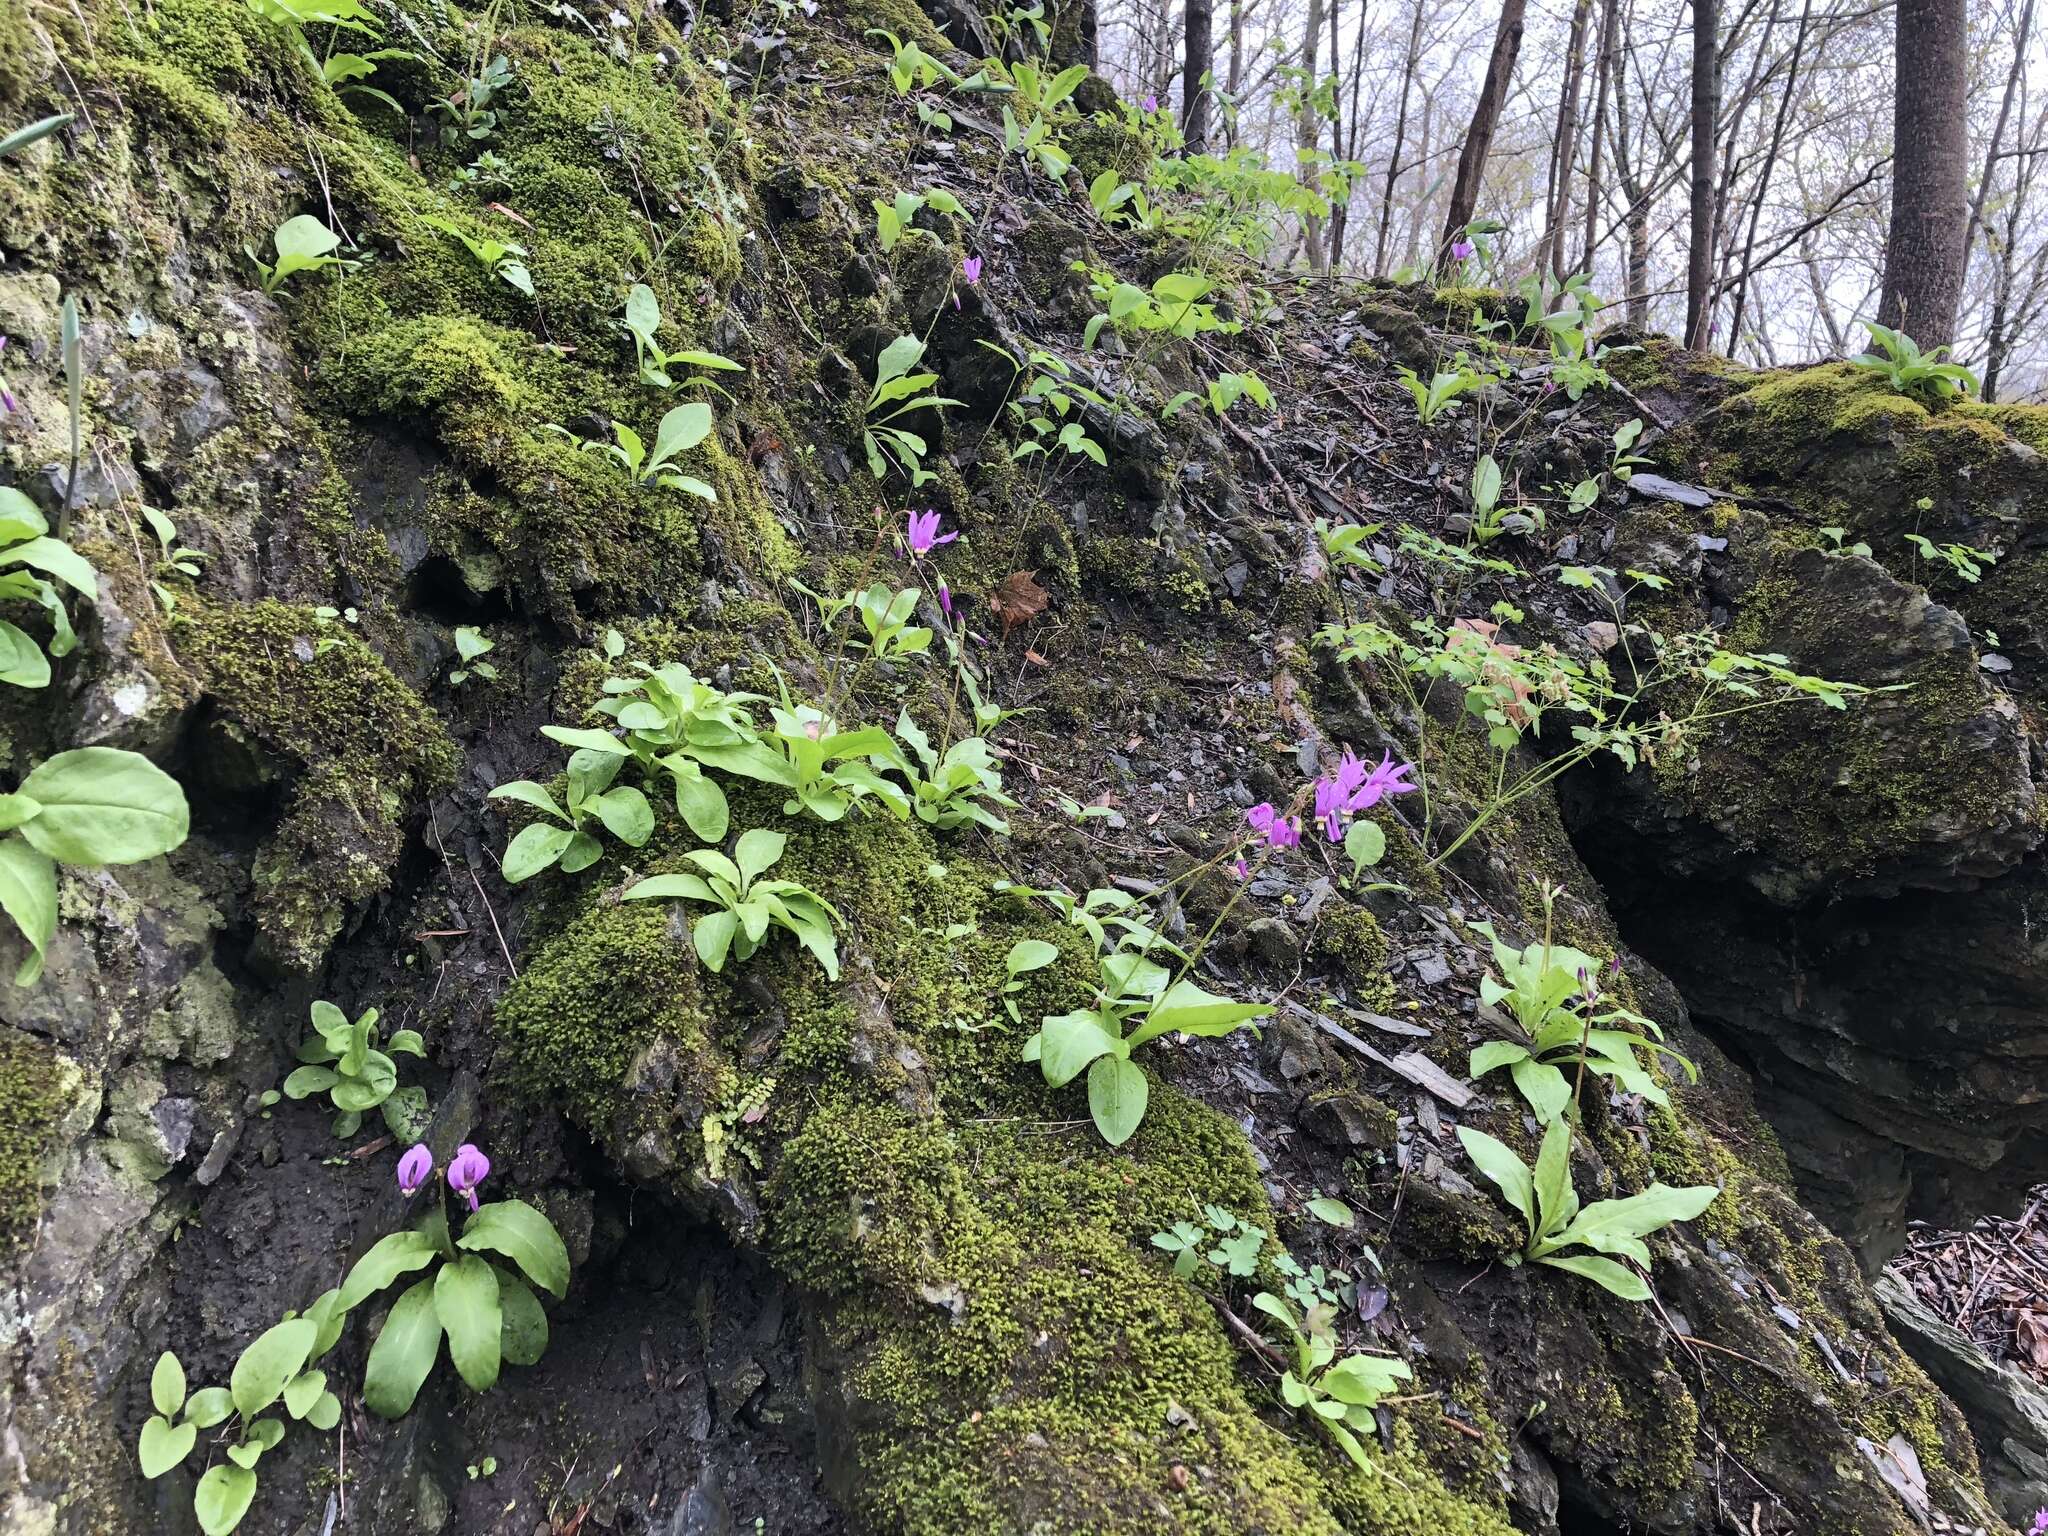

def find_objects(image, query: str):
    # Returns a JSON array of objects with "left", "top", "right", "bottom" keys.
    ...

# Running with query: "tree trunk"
[
  {"left": 1542, "top": 0, "right": 1595, "bottom": 279},
  {"left": 1439, "top": 0, "right": 1529, "bottom": 268},
  {"left": 1298, "top": 0, "right": 1329, "bottom": 273},
  {"left": 1577, "top": 0, "right": 1620, "bottom": 275},
  {"left": 1375, "top": 0, "right": 1428, "bottom": 275},
  {"left": 1628, "top": 198, "right": 1650, "bottom": 326},
  {"left": 1326, "top": 0, "right": 1350, "bottom": 267},
  {"left": 1685, "top": 0, "right": 1719, "bottom": 348},
  {"left": 1876, "top": 0, "right": 1969, "bottom": 346},
  {"left": 1225, "top": 0, "right": 1245, "bottom": 145},
  {"left": 1184, "top": 0, "right": 1215, "bottom": 153}
]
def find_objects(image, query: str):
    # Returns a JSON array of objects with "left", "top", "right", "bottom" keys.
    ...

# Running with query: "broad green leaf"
[
  {"left": 692, "top": 908, "right": 737, "bottom": 971},
  {"left": 1342, "top": 818, "right": 1386, "bottom": 875},
  {"left": 591, "top": 786, "right": 653, "bottom": 846},
  {"left": 282, "top": 1368, "right": 326, "bottom": 1419},
  {"left": 734, "top": 828, "right": 786, "bottom": 885},
  {"left": 673, "top": 350, "right": 742, "bottom": 372},
  {"left": 622, "top": 871, "right": 718, "bottom": 904},
  {"left": 229, "top": 1318, "right": 317, "bottom": 1421},
  {"left": 1468, "top": 1040, "right": 1528, "bottom": 1079},
  {"left": 0, "top": 836, "right": 54, "bottom": 984},
  {"left": 1127, "top": 979, "right": 1270, "bottom": 1048},
  {"left": 380, "top": 1084, "right": 431, "bottom": 1142},
  {"left": 1538, "top": 1251, "right": 1651, "bottom": 1301},
  {"left": 1319, "top": 1353, "right": 1411, "bottom": 1405},
  {"left": 624, "top": 281, "right": 660, "bottom": 342},
  {"left": 1005, "top": 939, "right": 1060, "bottom": 977},
  {"left": 486, "top": 781, "right": 566, "bottom": 822},
  {"left": 1510, "top": 1057, "right": 1572, "bottom": 1124},
  {"left": 1037, "top": 1009, "right": 1119, "bottom": 1088},
  {"left": 1456, "top": 1126, "right": 1535, "bottom": 1235},
  {"left": 364, "top": 1275, "right": 442, "bottom": 1418},
  {"left": 1532, "top": 1119, "right": 1574, "bottom": 1239},
  {"left": 558, "top": 830, "right": 603, "bottom": 874},
  {"left": 873, "top": 334, "right": 925, "bottom": 387},
  {"left": 137, "top": 1415, "right": 195, "bottom": 1478},
  {"left": 273, "top": 213, "right": 341, "bottom": 261},
  {"left": 498, "top": 1268, "right": 549, "bottom": 1365},
  {"left": 0, "top": 535, "right": 97, "bottom": 598},
  {"left": 281, "top": 1064, "right": 338, "bottom": 1099},
  {"left": 1087, "top": 1055, "right": 1149, "bottom": 1145},
  {"left": 502, "top": 822, "right": 573, "bottom": 883},
  {"left": 194, "top": 1463, "right": 257, "bottom": 1536},
  {"left": 17, "top": 748, "right": 188, "bottom": 866},
  {"left": 0, "top": 618, "right": 51, "bottom": 688},
  {"left": 1307, "top": 1197, "right": 1354, "bottom": 1229},
  {"left": 651, "top": 403, "right": 712, "bottom": 465},
  {"left": 181, "top": 1387, "right": 233, "bottom": 1429},
  {"left": 667, "top": 763, "right": 729, "bottom": 842},
  {"left": 306, "top": 1392, "right": 341, "bottom": 1430},
  {"left": 151, "top": 1351, "right": 187, "bottom": 1417},
  {"left": 1569, "top": 1182, "right": 1720, "bottom": 1243},
  {"left": 457, "top": 1198, "right": 571, "bottom": 1298},
  {"left": 434, "top": 1252, "right": 502, "bottom": 1392},
  {"left": 337, "top": 1229, "right": 438, "bottom": 1311}
]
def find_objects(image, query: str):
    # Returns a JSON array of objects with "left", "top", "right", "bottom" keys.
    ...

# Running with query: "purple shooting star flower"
[
  {"left": 937, "top": 577, "right": 953, "bottom": 618},
  {"left": 1346, "top": 751, "right": 1417, "bottom": 813},
  {"left": 955, "top": 254, "right": 982, "bottom": 310},
  {"left": 446, "top": 1143, "right": 491, "bottom": 1212},
  {"left": 1142, "top": 94, "right": 1158, "bottom": 113},
  {"left": 1246, "top": 802, "right": 1301, "bottom": 850},
  {"left": 1450, "top": 237, "right": 1476, "bottom": 262},
  {"left": 903, "top": 508, "right": 958, "bottom": 558},
  {"left": 396, "top": 1143, "right": 433, "bottom": 1196}
]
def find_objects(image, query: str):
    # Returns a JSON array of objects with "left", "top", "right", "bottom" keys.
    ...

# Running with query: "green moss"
[
  {"left": 1310, "top": 903, "right": 1396, "bottom": 1011},
  {"left": 173, "top": 599, "right": 456, "bottom": 969},
  {"left": 0, "top": 1028, "right": 69, "bottom": 1257},
  {"left": 495, "top": 900, "right": 713, "bottom": 1127}
]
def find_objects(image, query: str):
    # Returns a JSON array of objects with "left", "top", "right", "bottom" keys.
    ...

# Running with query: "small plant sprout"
[
  {"left": 140, "top": 505, "right": 205, "bottom": 612},
  {"left": 882, "top": 710, "right": 1018, "bottom": 832},
  {"left": 283, "top": 999, "right": 429, "bottom": 1139},
  {"left": 1251, "top": 1289, "right": 1411, "bottom": 1473},
  {"left": 1850, "top": 321, "right": 1980, "bottom": 405},
  {"left": 419, "top": 214, "right": 533, "bottom": 296},
  {"left": 864, "top": 336, "right": 961, "bottom": 487},
  {"left": 559, "top": 403, "right": 719, "bottom": 500},
  {"left": 872, "top": 186, "right": 965, "bottom": 251},
  {"left": 1457, "top": 1117, "right": 1719, "bottom": 1301},
  {"left": 1022, "top": 948, "right": 1272, "bottom": 1145},
  {"left": 1394, "top": 362, "right": 1491, "bottom": 423},
  {"left": 137, "top": 1319, "right": 345, "bottom": 1535},
  {"left": 490, "top": 744, "right": 655, "bottom": 882},
  {"left": 1819, "top": 526, "right": 1872, "bottom": 559},
  {"left": 995, "top": 938, "right": 1060, "bottom": 1022},
  {"left": 1465, "top": 918, "right": 1694, "bottom": 1122},
  {"left": 0, "top": 746, "right": 190, "bottom": 984},
  {"left": 850, "top": 584, "right": 934, "bottom": 662},
  {"left": 620, "top": 283, "right": 745, "bottom": 392},
  {"left": 347, "top": 1143, "right": 572, "bottom": 1416},
  {"left": 1903, "top": 533, "right": 1999, "bottom": 583},
  {"left": 623, "top": 828, "right": 843, "bottom": 979},
  {"left": 0, "top": 485, "right": 98, "bottom": 685},
  {"left": 450, "top": 626, "right": 497, "bottom": 684},
  {"left": 246, "top": 214, "right": 356, "bottom": 296}
]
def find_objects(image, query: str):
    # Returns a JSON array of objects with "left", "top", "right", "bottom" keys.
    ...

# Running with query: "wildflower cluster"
[{"left": 395, "top": 1141, "right": 492, "bottom": 1210}]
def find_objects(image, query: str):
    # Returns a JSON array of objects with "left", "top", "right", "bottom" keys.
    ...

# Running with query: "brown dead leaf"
[
  {"left": 988, "top": 570, "right": 1049, "bottom": 636},
  {"left": 485, "top": 202, "right": 533, "bottom": 228},
  {"left": 2016, "top": 1309, "right": 2048, "bottom": 1368}
]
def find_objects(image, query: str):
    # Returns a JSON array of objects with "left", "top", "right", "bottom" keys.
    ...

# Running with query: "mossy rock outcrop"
[{"left": 0, "top": 2, "right": 2033, "bottom": 1535}]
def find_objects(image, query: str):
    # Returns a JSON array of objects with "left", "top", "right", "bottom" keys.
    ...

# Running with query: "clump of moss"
[
  {"left": 495, "top": 900, "right": 715, "bottom": 1127},
  {"left": 1311, "top": 903, "right": 1397, "bottom": 1010},
  {"left": 0, "top": 1028, "right": 69, "bottom": 1258},
  {"left": 174, "top": 599, "right": 456, "bottom": 969}
]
